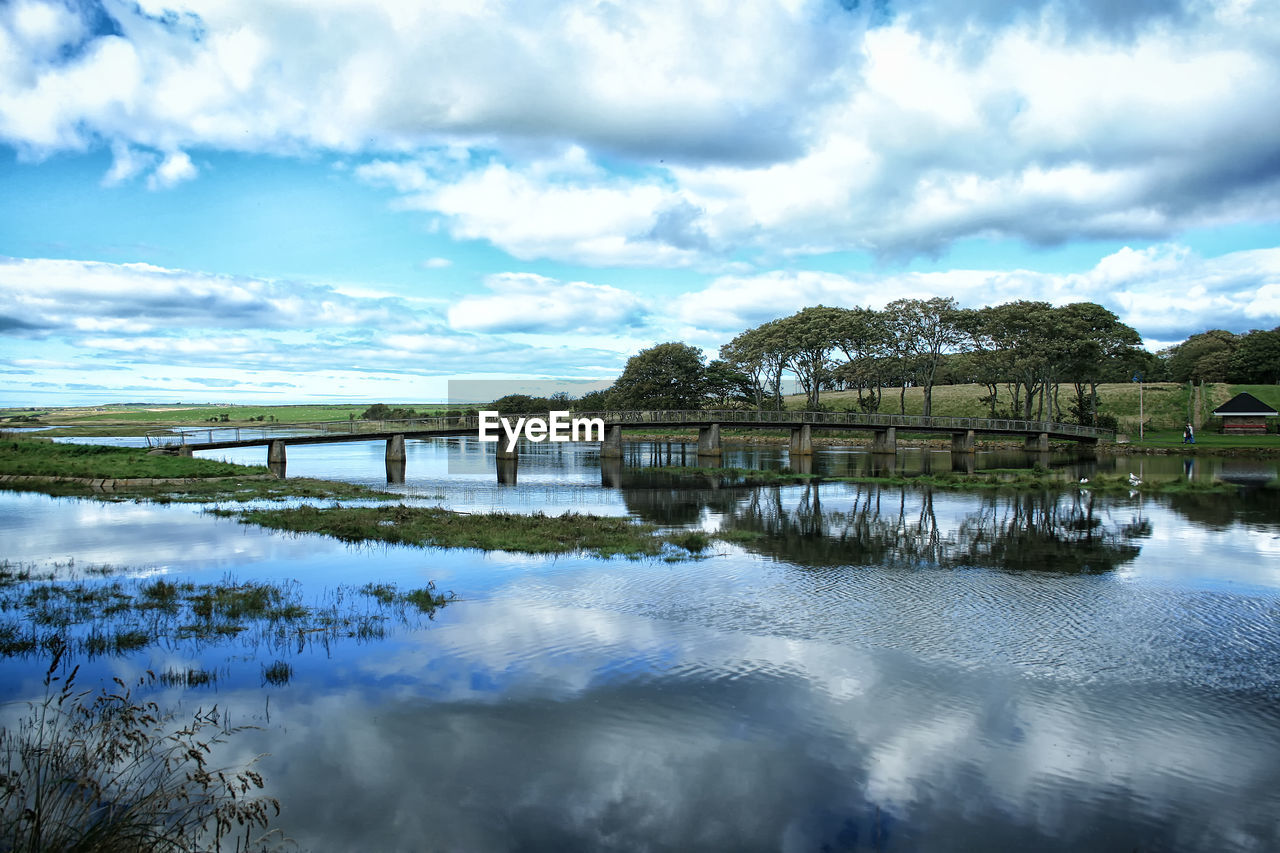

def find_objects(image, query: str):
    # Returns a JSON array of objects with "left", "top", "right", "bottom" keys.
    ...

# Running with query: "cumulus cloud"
[
  {"left": 3, "top": 1, "right": 1276, "bottom": 262},
  {"left": 0, "top": 257, "right": 441, "bottom": 335},
  {"left": 145, "top": 150, "right": 197, "bottom": 189},
  {"left": 669, "top": 244, "right": 1280, "bottom": 339},
  {"left": 448, "top": 273, "right": 648, "bottom": 334}
]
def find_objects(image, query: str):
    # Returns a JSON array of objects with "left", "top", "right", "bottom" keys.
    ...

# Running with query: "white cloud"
[
  {"left": 421, "top": 257, "right": 453, "bottom": 269},
  {"left": 101, "top": 141, "right": 156, "bottom": 186},
  {"left": 669, "top": 245, "right": 1280, "bottom": 340},
  {"left": 146, "top": 150, "right": 197, "bottom": 189},
  {"left": 2, "top": 1, "right": 1275, "bottom": 261},
  {"left": 448, "top": 273, "right": 648, "bottom": 334}
]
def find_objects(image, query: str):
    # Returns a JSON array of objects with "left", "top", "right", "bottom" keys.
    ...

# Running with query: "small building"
[{"left": 1212, "top": 392, "right": 1279, "bottom": 435}]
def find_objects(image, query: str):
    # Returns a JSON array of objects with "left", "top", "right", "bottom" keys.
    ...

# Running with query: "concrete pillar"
[
  {"left": 600, "top": 457, "right": 623, "bottom": 489},
  {"left": 698, "top": 423, "right": 722, "bottom": 457},
  {"left": 385, "top": 458, "right": 406, "bottom": 484},
  {"left": 789, "top": 425, "right": 813, "bottom": 457},
  {"left": 268, "top": 440, "right": 287, "bottom": 465},
  {"left": 870, "top": 452, "right": 897, "bottom": 478},
  {"left": 1024, "top": 432, "right": 1049, "bottom": 452},
  {"left": 790, "top": 454, "right": 814, "bottom": 476},
  {"left": 496, "top": 457, "right": 518, "bottom": 485},
  {"left": 951, "top": 453, "right": 975, "bottom": 474},
  {"left": 496, "top": 440, "right": 518, "bottom": 460},
  {"left": 871, "top": 427, "right": 896, "bottom": 454},
  {"left": 177, "top": 446, "right": 194, "bottom": 458},
  {"left": 600, "top": 425, "right": 623, "bottom": 459},
  {"left": 951, "top": 430, "right": 975, "bottom": 453},
  {"left": 385, "top": 434, "right": 406, "bottom": 464}
]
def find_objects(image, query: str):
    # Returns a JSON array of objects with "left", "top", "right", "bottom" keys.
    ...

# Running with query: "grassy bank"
[
  {"left": 651, "top": 464, "right": 1260, "bottom": 494},
  {"left": 0, "top": 434, "right": 398, "bottom": 501},
  {"left": 829, "top": 469, "right": 1250, "bottom": 494},
  {"left": 0, "top": 434, "right": 263, "bottom": 479},
  {"left": 216, "top": 504, "right": 718, "bottom": 558},
  {"left": 785, "top": 381, "right": 1278, "bottom": 433},
  {"left": 1121, "top": 428, "right": 1280, "bottom": 454}
]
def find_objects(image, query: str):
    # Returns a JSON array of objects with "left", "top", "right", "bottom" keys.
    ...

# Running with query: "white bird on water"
[{"left": 1128, "top": 473, "right": 1142, "bottom": 486}]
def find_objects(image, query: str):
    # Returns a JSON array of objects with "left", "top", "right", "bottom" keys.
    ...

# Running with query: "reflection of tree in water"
[
  {"left": 715, "top": 484, "right": 1150, "bottom": 573},
  {"left": 1165, "top": 486, "right": 1280, "bottom": 532}
]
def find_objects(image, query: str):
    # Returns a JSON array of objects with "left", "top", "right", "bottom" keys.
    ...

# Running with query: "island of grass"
[
  {"left": 0, "top": 433, "right": 396, "bottom": 501},
  {"left": 215, "top": 503, "right": 723, "bottom": 559}
]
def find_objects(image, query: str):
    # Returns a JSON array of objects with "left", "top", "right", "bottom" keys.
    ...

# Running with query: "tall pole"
[{"left": 1139, "top": 379, "right": 1144, "bottom": 440}]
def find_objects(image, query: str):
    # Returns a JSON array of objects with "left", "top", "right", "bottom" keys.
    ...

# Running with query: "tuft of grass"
[
  {"left": 667, "top": 530, "right": 712, "bottom": 553},
  {"left": 262, "top": 659, "right": 292, "bottom": 686},
  {"left": 0, "top": 647, "right": 280, "bottom": 851}
]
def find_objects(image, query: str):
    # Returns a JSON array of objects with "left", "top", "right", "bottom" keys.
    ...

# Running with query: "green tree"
[
  {"left": 776, "top": 306, "right": 845, "bottom": 410},
  {"left": 1161, "top": 330, "right": 1238, "bottom": 383},
  {"left": 610, "top": 342, "right": 707, "bottom": 409},
  {"left": 883, "top": 297, "right": 965, "bottom": 417},
  {"left": 1229, "top": 327, "right": 1280, "bottom": 384}
]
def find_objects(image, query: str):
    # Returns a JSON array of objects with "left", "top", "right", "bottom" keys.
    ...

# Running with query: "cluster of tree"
[
  {"left": 565, "top": 299, "right": 1155, "bottom": 427},
  {"left": 717, "top": 299, "right": 1146, "bottom": 425},
  {"left": 360, "top": 403, "right": 429, "bottom": 420},
  {"left": 1156, "top": 327, "right": 1280, "bottom": 385}
]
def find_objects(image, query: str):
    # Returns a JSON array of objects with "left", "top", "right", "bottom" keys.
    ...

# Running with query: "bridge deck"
[{"left": 147, "top": 409, "right": 1113, "bottom": 452}]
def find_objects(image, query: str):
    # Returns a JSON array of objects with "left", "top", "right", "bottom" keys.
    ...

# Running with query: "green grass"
[
  {"left": 16, "top": 402, "right": 453, "bottom": 428},
  {"left": 788, "top": 381, "right": 1249, "bottom": 432},
  {"left": 1125, "top": 428, "right": 1280, "bottom": 452},
  {"left": 0, "top": 434, "right": 264, "bottom": 479},
  {"left": 217, "top": 503, "right": 718, "bottom": 558}
]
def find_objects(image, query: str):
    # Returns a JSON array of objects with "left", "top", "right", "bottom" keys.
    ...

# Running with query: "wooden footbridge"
[{"left": 147, "top": 409, "right": 1113, "bottom": 469}]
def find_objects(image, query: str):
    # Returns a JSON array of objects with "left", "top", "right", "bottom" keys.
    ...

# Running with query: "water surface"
[{"left": 2, "top": 440, "right": 1278, "bottom": 851}]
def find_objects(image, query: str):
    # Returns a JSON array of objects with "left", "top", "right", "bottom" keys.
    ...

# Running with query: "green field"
[
  {"left": 786, "top": 381, "right": 1280, "bottom": 433},
  {"left": 0, "top": 402, "right": 453, "bottom": 432}
]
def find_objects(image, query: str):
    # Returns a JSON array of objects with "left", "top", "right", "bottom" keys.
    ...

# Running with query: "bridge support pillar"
[
  {"left": 496, "top": 440, "right": 518, "bottom": 460},
  {"left": 871, "top": 427, "right": 896, "bottom": 454},
  {"left": 951, "top": 430, "right": 975, "bottom": 453},
  {"left": 496, "top": 457, "right": 518, "bottom": 485},
  {"left": 1025, "top": 432, "right": 1049, "bottom": 452},
  {"left": 698, "top": 424, "right": 722, "bottom": 457},
  {"left": 268, "top": 440, "right": 287, "bottom": 465},
  {"left": 177, "top": 445, "right": 194, "bottom": 458},
  {"left": 386, "top": 434, "right": 405, "bottom": 463},
  {"left": 601, "top": 456, "right": 623, "bottom": 489},
  {"left": 600, "top": 425, "right": 623, "bottom": 459},
  {"left": 789, "top": 425, "right": 813, "bottom": 457}
]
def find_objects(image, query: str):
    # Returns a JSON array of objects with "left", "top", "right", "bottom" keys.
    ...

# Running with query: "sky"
[{"left": 1, "top": 0, "right": 1279, "bottom": 406}]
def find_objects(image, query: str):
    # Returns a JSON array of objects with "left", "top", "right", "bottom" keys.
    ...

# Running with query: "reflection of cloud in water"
[{"left": 227, "top": 599, "right": 1280, "bottom": 851}]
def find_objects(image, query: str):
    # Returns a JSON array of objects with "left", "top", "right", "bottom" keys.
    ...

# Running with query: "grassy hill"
[{"left": 785, "top": 382, "right": 1267, "bottom": 433}]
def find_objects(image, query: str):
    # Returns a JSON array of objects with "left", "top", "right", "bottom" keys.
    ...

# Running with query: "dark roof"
[{"left": 1213, "top": 392, "right": 1279, "bottom": 416}]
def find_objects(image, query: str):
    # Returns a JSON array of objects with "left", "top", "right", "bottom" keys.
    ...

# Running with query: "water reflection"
[{"left": 238, "top": 599, "right": 1280, "bottom": 852}]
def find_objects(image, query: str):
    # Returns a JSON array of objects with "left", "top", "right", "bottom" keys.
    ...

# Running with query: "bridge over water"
[{"left": 147, "top": 410, "right": 1113, "bottom": 479}]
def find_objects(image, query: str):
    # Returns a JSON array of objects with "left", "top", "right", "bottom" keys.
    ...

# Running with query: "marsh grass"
[
  {"left": 220, "top": 504, "right": 714, "bottom": 558},
  {"left": 0, "top": 571, "right": 457, "bottom": 666},
  {"left": 0, "top": 646, "right": 281, "bottom": 851}
]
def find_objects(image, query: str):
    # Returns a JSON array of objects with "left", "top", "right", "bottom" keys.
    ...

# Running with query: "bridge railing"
[
  {"left": 573, "top": 410, "right": 1113, "bottom": 440},
  {"left": 146, "top": 409, "right": 1113, "bottom": 448}
]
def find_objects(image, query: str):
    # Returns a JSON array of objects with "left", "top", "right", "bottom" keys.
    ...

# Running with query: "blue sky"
[{"left": 2, "top": 0, "right": 1279, "bottom": 405}]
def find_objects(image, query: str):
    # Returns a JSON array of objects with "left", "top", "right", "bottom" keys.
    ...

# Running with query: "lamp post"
[{"left": 1133, "top": 372, "right": 1144, "bottom": 440}]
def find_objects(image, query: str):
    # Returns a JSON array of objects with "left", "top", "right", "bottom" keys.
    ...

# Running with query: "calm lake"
[{"left": 3, "top": 438, "right": 1279, "bottom": 851}]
